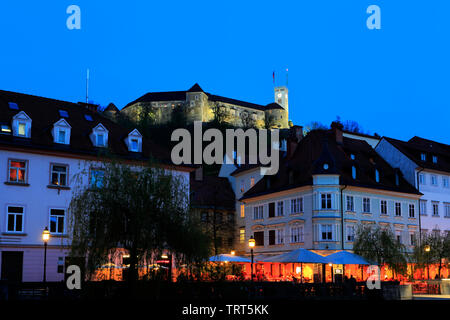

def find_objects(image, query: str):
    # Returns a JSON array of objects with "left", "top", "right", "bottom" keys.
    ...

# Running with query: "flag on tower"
[{"left": 273, "top": 71, "right": 275, "bottom": 85}]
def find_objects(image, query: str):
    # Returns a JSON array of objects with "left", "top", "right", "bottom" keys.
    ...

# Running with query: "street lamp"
[
  {"left": 248, "top": 236, "right": 255, "bottom": 282},
  {"left": 230, "top": 250, "right": 235, "bottom": 256},
  {"left": 424, "top": 245, "right": 431, "bottom": 280},
  {"left": 42, "top": 227, "right": 50, "bottom": 283}
]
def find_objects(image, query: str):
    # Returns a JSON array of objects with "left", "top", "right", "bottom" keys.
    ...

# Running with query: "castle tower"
[{"left": 274, "top": 86, "right": 288, "bottom": 114}]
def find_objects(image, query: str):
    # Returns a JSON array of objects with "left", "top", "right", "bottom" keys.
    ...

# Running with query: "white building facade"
[
  {"left": 0, "top": 91, "right": 190, "bottom": 282},
  {"left": 376, "top": 137, "right": 450, "bottom": 234}
]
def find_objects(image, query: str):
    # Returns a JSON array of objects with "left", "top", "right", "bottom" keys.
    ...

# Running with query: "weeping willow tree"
[
  {"left": 68, "top": 159, "right": 210, "bottom": 288},
  {"left": 353, "top": 225, "right": 408, "bottom": 277}
]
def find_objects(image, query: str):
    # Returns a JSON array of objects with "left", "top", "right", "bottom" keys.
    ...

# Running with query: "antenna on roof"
[{"left": 85, "top": 68, "right": 90, "bottom": 104}]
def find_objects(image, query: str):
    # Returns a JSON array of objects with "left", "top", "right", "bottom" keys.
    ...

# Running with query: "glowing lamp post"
[
  {"left": 42, "top": 227, "right": 50, "bottom": 283},
  {"left": 424, "top": 245, "right": 431, "bottom": 280},
  {"left": 328, "top": 263, "right": 333, "bottom": 283},
  {"left": 230, "top": 250, "right": 235, "bottom": 256},
  {"left": 248, "top": 236, "right": 255, "bottom": 282}
]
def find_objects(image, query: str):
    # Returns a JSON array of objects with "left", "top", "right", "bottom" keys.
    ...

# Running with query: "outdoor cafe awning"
[
  {"left": 258, "top": 248, "right": 328, "bottom": 264},
  {"left": 209, "top": 254, "right": 251, "bottom": 263},
  {"left": 324, "top": 251, "right": 371, "bottom": 265}
]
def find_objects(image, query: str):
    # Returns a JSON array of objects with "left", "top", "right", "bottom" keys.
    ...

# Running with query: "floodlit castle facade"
[{"left": 121, "top": 83, "right": 290, "bottom": 129}]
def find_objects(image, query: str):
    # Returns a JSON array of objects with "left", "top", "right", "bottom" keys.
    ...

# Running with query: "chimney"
[
  {"left": 78, "top": 102, "right": 99, "bottom": 113},
  {"left": 331, "top": 121, "right": 344, "bottom": 144},
  {"left": 194, "top": 166, "right": 203, "bottom": 181}
]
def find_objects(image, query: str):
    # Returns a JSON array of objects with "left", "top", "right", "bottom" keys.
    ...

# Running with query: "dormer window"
[
  {"left": 125, "top": 129, "right": 142, "bottom": 153},
  {"left": 12, "top": 111, "right": 32, "bottom": 138},
  {"left": 90, "top": 123, "right": 109, "bottom": 148},
  {"left": 421, "top": 153, "right": 426, "bottom": 161},
  {"left": 18, "top": 123, "right": 26, "bottom": 136},
  {"left": 52, "top": 119, "right": 71, "bottom": 145},
  {"left": 97, "top": 134, "right": 105, "bottom": 146}
]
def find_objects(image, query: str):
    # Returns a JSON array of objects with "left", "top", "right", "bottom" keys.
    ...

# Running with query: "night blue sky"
[{"left": 1, "top": 1, "right": 449, "bottom": 143}]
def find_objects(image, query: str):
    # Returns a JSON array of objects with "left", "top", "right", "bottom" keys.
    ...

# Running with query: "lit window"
[
  {"left": 58, "top": 110, "right": 69, "bottom": 118},
  {"left": 49, "top": 209, "right": 65, "bottom": 234},
  {"left": 8, "top": 160, "right": 27, "bottom": 183},
  {"left": 239, "top": 228, "right": 245, "bottom": 244},
  {"left": 250, "top": 177, "right": 255, "bottom": 187},
  {"left": 375, "top": 169, "right": 380, "bottom": 183},
  {"left": 1, "top": 124, "right": 11, "bottom": 133},
  {"left": 350, "top": 154, "right": 355, "bottom": 160},
  {"left": 432, "top": 156, "right": 437, "bottom": 163},
  {"left": 50, "top": 164, "right": 68, "bottom": 186},
  {"left": 84, "top": 114, "right": 93, "bottom": 121},
  {"left": 421, "top": 153, "right": 426, "bottom": 161},
  {"left": 352, "top": 166, "right": 357, "bottom": 179},
  {"left": 7, "top": 206, "right": 24, "bottom": 232},
  {"left": 18, "top": 122, "right": 26, "bottom": 136},
  {"left": 240, "top": 204, "right": 245, "bottom": 218},
  {"left": 8, "top": 102, "right": 19, "bottom": 110}
]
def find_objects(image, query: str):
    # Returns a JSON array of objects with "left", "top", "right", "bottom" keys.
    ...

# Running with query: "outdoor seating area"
[{"left": 207, "top": 249, "right": 450, "bottom": 284}]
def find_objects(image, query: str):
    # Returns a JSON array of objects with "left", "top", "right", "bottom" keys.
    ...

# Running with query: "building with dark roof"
[
  {"left": 121, "top": 83, "right": 290, "bottom": 129},
  {"left": 190, "top": 168, "right": 236, "bottom": 254},
  {"left": 0, "top": 89, "right": 192, "bottom": 282},
  {"left": 376, "top": 136, "right": 450, "bottom": 234},
  {"left": 237, "top": 122, "right": 421, "bottom": 257}
]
